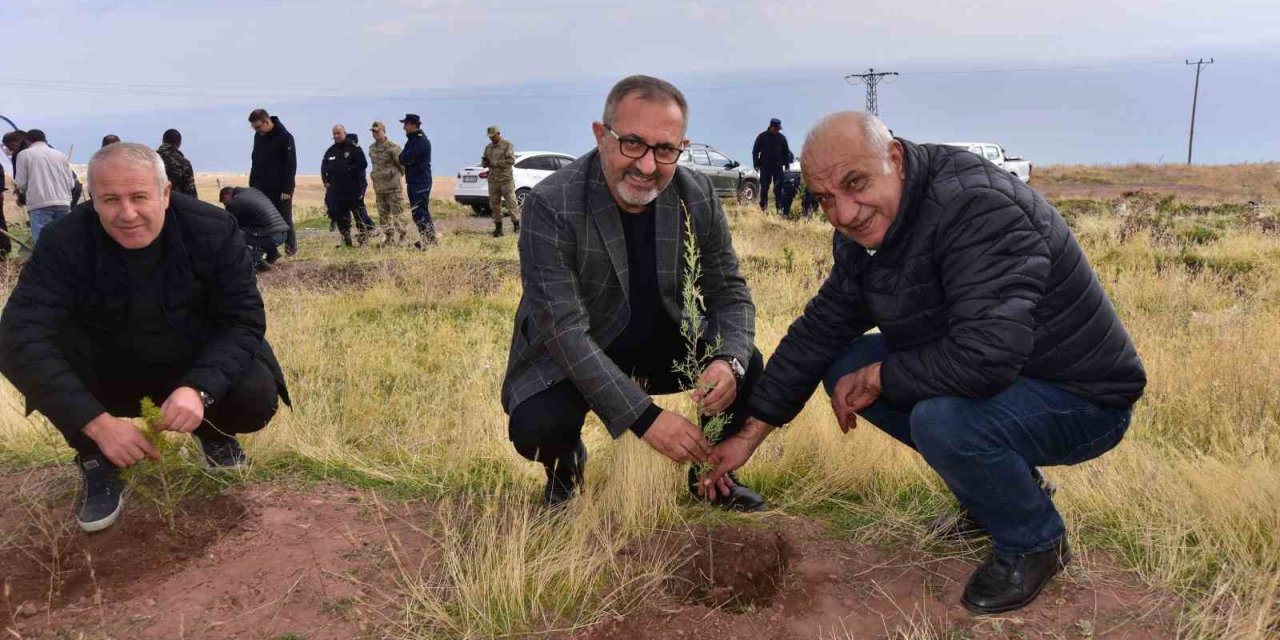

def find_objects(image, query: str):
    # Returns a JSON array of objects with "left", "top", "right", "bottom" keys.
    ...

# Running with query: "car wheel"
[
  {"left": 515, "top": 188, "right": 531, "bottom": 213},
  {"left": 738, "top": 180, "right": 759, "bottom": 205}
]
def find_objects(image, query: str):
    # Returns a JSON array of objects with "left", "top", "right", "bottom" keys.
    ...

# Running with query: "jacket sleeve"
[
  {"left": 353, "top": 146, "right": 368, "bottom": 173},
  {"left": 423, "top": 137, "right": 432, "bottom": 168},
  {"left": 14, "top": 153, "right": 28, "bottom": 193},
  {"left": 320, "top": 149, "right": 331, "bottom": 183},
  {"left": 176, "top": 218, "right": 268, "bottom": 401},
  {"left": 518, "top": 190, "right": 652, "bottom": 436},
  {"left": 283, "top": 133, "right": 297, "bottom": 194},
  {"left": 747, "top": 238, "right": 875, "bottom": 427},
  {"left": 400, "top": 140, "right": 418, "bottom": 167},
  {"left": 880, "top": 190, "right": 1050, "bottom": 405},
  {"left": 752, "top": 134, "right": 762, "bottom": 167},
  {"left": 0, "top": 235, "right": 109, "bottom": 436},
  {"left": 692, "top": 174, "right": 755, "bottom": 367}
]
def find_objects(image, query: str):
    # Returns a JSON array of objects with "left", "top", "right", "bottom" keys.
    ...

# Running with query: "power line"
[
  {"left": 1185, "top": 58, "right": 1214, "bottom": 165},
  {"left": 844, "top": 68, "right": 898, "bottom": 116}
]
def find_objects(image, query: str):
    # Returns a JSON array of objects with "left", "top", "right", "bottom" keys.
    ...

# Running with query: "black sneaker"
[
  {"left": 76, "top": 454, "right": 124, "bottom": 533},
  {"left": 927, "top": 469, "right": 1057, "bottom": 541},
  {"left": 687, "top": 468, "right": 768, "bottom": 512},
  {"left": 544, "top": 441, "right": 587, "bottom": 507},
  {"left": 195, "top": 432, "right": 247, "bottom": 471},
  {"left": 963, "top": 537, "right": 1072, "bottom": 614}
]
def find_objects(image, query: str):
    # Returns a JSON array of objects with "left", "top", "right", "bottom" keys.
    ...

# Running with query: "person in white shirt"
[{"left": 14, "top": 129, "right": 75, "bottom": 245}]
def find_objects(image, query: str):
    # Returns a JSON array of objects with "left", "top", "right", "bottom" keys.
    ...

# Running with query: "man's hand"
[
  {"left": 831, "top": 362, "right": 882, "bottom": 433},
  {"left": 281, "top": 192, "right": 292, "bottom": 201},
  {"left": 83, "top": 413, "right": 160, "bottom": 468},
  {"left": 698, "top": 417, "right": 774, "bottom": 498},
  {"left": 692, "top": 359, "right": 737, "bottom": 415},
  {"left": 160, "top": 386, "right": 205, "bottom": 433},
  {"left": 641, "top": 410, "right": 711, "bottom": 463}
]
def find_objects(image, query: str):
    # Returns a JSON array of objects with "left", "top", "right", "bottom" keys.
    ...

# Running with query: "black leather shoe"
[
  {"left": 687, "top": 468, "right": 768, "bottom": 512},
  {"left": 544, "top": 441, "right": 587, "bottom": 507},
  {"left": 76, "top": 454, "right": 124, "bottom": 533},
  {"left": 963, "top": 537, "right": 1071, "bottom": 614},
  {"left": 195, "top": 432, "right": 248, "bottom": 471},
  {"left": 928, "top": 469, "right": 1057, "bottom": 541}
]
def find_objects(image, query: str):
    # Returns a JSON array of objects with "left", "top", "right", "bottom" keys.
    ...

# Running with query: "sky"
[{"left": 2, "top": 0, "right": 1278, "bottom": 174}]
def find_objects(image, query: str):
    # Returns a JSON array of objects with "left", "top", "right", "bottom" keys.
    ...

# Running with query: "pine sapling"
[
  {"left": 119, "top": 397, "right": 228, "bottom": 529},
  {"left": 673, "top": 201, "right": 731, "bottom": 476}
]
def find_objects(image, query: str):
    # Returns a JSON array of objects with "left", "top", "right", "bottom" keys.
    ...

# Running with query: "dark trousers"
[
  {"left": 508, "top": 341, "right": 765, "bottom": 465},
  {"left": 0, "top": 196, "right": 11, "bottom": 257},
  {"left": 261, "top": 192, "right": 297, "bottom": 254},
  {"left": 408, "top": 183, "right": 434, "bottom": 233},
  {"left": 758, "top": 166, "right": 785, "bottom": 210},
  {"left": 823, "top": 334, "right": 1132, "bottom": 554},
  {"left": 58, "top": 342, "right": 281, "bottom": 460},
  {"left": 326, "top": 191, "right": 374, "bottom": 240}
]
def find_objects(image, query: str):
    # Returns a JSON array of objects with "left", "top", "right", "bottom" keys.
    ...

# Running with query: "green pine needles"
[
  {"left": 119, "top": 397, "right": 231, "bottom": 529},
  {"left": 673, "top": 202, "right": 731, "bottom": 474}
]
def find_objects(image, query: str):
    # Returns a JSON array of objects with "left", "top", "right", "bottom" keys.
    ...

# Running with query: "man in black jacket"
[
  {"left": 220, "top": 186, "right": 290, "bottom": 271},
  {"left": 702, "top": 112, "right": 1146, "bottom": 614},
  {"left": 249, "top": 108, "right": 298, "bottom": 256},
  {"left": 321, "top": 124, "right": 372, "bottom": 247},
  {"left": 0, "top": 143, "right": 290, "bottom": 533},
  {"left": 751, "top": 117, "right": 792, "bottom": 212}
]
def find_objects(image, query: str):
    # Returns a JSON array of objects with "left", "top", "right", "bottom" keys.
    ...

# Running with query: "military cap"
[
  {"left": 770, "top": 117, "right": 782, "bottom": 129},
  {"left": 486, "top": 125, "right": 500, "bottom": 135},
  {"left": 399, "top": 113, "right": 422, "bottom": 125},
  {"left": 370, "top": 120, "right": 386, "bottom": 131}
]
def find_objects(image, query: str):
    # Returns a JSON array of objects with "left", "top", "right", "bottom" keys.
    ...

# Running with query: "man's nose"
[{"left": 635, "top": 148, "right": 658, "bottom": 174}]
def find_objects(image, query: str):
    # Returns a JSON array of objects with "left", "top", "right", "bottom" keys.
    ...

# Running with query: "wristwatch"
[
  {"left": 716, "top": 356, "right": 746, "bottom": 381},
  {"left": 197, "top": 389, "right": 215, "bottom": 407}
]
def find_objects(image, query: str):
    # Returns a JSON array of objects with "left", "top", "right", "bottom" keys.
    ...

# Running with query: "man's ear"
[
  {"left": 591, "top": 121, "right": 606, "bottom": 148},
  {"left": 889, "top": 140, "right": 905, "bottom": 179}
]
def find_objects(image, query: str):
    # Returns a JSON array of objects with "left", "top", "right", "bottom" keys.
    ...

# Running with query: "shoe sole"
[
  {"left": 77, "top": 495, "right": 124, "bottom": 533},
  {"left": 194, "top": 438, "right": 247, "bottom": 473},
  {"left": 962, "top": 549, "right": 1073, "bottom": 615}
]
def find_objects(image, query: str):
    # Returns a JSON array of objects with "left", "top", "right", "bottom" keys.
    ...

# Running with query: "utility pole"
[
  {"left": 844, "top": 68, "right": 899, "bottom": 116},
  {"left": 1185, "top": 58, "right": 1213, "bottom": 165}
]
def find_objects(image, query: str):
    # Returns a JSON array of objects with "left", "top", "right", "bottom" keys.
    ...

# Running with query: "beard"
[{"left": 611, "top": 165, "right": 666, "bottom": 207}]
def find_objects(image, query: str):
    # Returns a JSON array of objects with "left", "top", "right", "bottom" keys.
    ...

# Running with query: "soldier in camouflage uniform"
[
  {"left": 482, "top": 125, "right": 518, "bottom": 237},
  {"left": 156, "top": 129, "right": 198, "bottom": 198},
  {"left": 368, "top": 121, "right": 408, "bottom": 246}
]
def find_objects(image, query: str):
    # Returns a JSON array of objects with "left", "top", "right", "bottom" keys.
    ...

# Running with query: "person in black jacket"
[
  {"left": 751, "top": 117, "right": 792, "bottom": 212},
  {"left": 0, "top": 154, "right": 11, "bottom": 259},
  {"left": 0, "top": 143, "right": 290, "bottom": 533},
  {"left": 399, "top": 113, "right": 437, "bottom": 247},
  {"left": 701, "top": 112, "right": 1146, "bottom": 615},
  {"left": 321, "top": 124, "right": 372, "bottom": 247},
  {"left": 248, "top": 108, "right": 298, "bottom": 256},
  {"left": 220, "top": 185, "right": 290, "bottom": 270}
]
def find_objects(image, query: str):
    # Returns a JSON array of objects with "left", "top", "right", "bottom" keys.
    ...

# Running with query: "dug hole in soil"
[{"left": 0, "top": 468, "right": 426, "bottom": 639}]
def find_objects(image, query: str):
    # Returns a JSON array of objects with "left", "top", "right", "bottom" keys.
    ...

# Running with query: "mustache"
[{"left": 622, "top": 166, "right": 659, "bottom": 180}]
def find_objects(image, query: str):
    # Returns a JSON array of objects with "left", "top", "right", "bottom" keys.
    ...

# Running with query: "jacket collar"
[{"left": 876, "top": 137, "right": 929, "bottom": 252}]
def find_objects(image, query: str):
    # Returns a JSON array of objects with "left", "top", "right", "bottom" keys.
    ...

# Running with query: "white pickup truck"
[{"left": 943, "top": 142, "right": 1033, "bottom": 183}]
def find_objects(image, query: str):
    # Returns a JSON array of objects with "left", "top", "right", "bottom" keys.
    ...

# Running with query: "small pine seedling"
[{"left": 119, "top": 397, "right": 231, "bottom": 530}]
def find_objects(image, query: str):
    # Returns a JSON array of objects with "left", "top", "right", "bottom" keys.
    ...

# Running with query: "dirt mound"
[
  {"left": 583, "top": 517, "right": 1180, "bottom": 640},
  {"left": 0, "top": 470, "right": 432, "bottom": 639},
  {"left": 668, "top": 526, "right": 791, "bottom": 610},
  {"left": 258, "top": 260, "right": 378, "bottom": 291}
]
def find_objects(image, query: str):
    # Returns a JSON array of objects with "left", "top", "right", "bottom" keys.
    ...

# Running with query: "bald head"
[
  {"left": 802, "top": 111, "right": 895, "bottom": 174},
  {"left": 332, "top": 124, "right": 347, "bottom": 145}
]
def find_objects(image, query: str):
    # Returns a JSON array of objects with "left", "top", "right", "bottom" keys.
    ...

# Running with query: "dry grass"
[{"left": 1, "top": 185, "right": 1279, "bottom": 637}]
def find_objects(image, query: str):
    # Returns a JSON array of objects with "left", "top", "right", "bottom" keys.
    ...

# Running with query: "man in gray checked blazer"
[{"left": 501, "top": 75, "right": 767, "bottom": 510}]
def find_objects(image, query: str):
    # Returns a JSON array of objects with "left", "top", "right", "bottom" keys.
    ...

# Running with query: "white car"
[
  {"left": 454, "top": 151, "right": 577, "bottom": 215},
  {"left": 942, "top": 142, "right": 1033, "bottom": 183}
]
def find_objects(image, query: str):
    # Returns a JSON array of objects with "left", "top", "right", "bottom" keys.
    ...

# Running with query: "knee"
[
  {"left": 822, "top": 334, "right": 888, "bottom": 396},
  {"left": 214, "top": 360, "right": 280, "bottom": 433},
  {"left": 908, "top": 397, "right": 985, "bottom": 462}
]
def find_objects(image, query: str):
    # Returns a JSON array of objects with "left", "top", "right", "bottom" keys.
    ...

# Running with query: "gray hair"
[
  {"left": 804, "top": 111, "right": 895, "bottom": 173},
  {"left": 87, "top": 142, "right": 168, "bottom": 192},
  {"left": 602, "top": 75, "right": 689, "bottom": 132}
]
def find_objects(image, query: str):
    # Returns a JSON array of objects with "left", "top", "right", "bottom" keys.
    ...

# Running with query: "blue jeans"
[
  {"left": 822, "top": 334, "right": 1132, "bottom": 554},
  {"left": 29, "top": 205, "right": 71, "bottom": 246}
]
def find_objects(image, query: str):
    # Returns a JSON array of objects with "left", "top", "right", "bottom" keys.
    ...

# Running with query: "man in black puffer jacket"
[
  {"left": 220, "top": 185, "right": 290, "bottom": 270},
  {"left": 701, "top": 112, "right": 1145, "bottom": 615},
  {"left": 0, "top": 143, "right": 290, "bottom": 534},
  {"left": 321, "top": 124, "right": 372, "bottom": 247}
]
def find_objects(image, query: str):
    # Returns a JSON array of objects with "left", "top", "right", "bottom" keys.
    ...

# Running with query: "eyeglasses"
[{"left": 604, "top": 125, "right": 684, "bottom": 165}]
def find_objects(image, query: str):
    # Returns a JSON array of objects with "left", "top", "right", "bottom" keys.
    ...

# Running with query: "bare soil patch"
[
  {"left": 258, "top": 259, "right": 379, "bottom": 291},
  {"left": 0, "top": 469, "right": 430, "bottom": 640},
  {"left": 580, "top": 518, "right": 1180, "bottom": 640}
]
